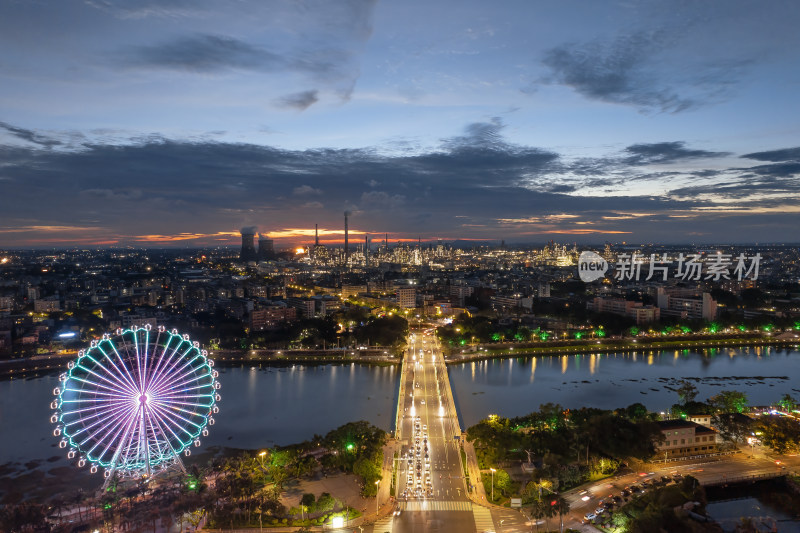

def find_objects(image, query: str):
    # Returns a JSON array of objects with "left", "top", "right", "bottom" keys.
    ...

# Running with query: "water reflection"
[
  {"left": 0, "top": 363, "right": 399, "bottom": 465},
  {"left": 450, "top": 347, "right": 800, "bottom": 428}
]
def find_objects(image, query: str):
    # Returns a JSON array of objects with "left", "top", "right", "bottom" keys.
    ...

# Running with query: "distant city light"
[{"left": 58, "top": 332, "right": 76, "bottom": 338}]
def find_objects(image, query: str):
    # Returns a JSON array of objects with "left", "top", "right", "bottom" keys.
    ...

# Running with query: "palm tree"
[
  {"left": 530, "top": 501, "right": 546, "bottom": 533},
  {"left": 554, "top": 493, "right": 570, "bottom": 533},
  {"left": 51, "top": 495, "right": 66, "bottom": 521},
  {"left": 541, "top": 498, "right": 556, "bottom": 531},
  {"left": 73, "top": 488, "right": 85, "bottom": 522}
]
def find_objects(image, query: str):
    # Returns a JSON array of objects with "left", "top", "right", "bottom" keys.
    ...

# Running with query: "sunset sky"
[{"left": 1, "top": 0, "right": 799, "bottom": 247}]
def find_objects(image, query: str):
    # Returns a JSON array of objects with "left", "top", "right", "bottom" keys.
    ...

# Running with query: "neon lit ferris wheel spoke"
[{"left": 53, "top": 327, "right": 219, "bottom": 482}]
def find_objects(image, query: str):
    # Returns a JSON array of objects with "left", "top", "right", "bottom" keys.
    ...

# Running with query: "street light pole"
[
  {"left": 490, "top": 468, "right": 496, "bottom": 502},
  {"left": 258, "top": 450, "right": 266, "bottom": 469}
]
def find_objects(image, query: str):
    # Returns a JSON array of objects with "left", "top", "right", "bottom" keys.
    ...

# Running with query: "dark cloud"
[
  {"left": 360, "top": 191, "right": 406, "bottom": 209},
  {"left": 741, "top": 147, "right": 800, "bottom": 162},
  {"left": 546, "top": 184, "right": 577, "bottom": 193},
  {"left": 276, "top": 90, "right": 319, "bottom": 111},
  {"left": 0, "top": 121, "right": 61, "bottom": 148},
  {"left": 624, "top": 142, "right": 730, "bottom": 165},
  {"left": 745, "top": 161, "right": 800, "bottom": 178},
  {"left": 541, "top": 32, "right": 695, "bottom": 113},
  {"left": 293, "top": 185, "right": 322, "bottom": 195},
  {"left": 0, "top": 119, "right": 798, "bottom": 245},
  {"left": 540, "top": 32, "right": 752, "bottom": 113},
  {"left": 125, "top": 34, "right": 294, "bottom": 73}
]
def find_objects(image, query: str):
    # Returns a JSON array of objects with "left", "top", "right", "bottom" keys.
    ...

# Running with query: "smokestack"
[
  {"left": 364, "top": 234, "right": 369, "bottom": 266},
  {"left": 315, "top": 224, "right": 319, "bottom": 247},
  {"left": 344, "top": 211, "right": 350, "bottom": 265},
  {"left": 240, "top": 227, "right": 257, "bottom": 262},
  {"left": 385, "top": 233, "right": 388, "bottom": 247}
]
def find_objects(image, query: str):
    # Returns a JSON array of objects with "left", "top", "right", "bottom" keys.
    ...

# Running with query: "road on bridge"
[{"left": 368, "top": 325, "right": 500, "bottom": 533}]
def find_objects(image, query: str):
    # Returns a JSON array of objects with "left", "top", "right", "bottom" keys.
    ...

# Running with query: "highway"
[{"left": 369, "top": 325, "right": 497, "bottom": 533}]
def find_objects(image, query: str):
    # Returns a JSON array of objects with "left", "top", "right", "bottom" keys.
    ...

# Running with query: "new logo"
[{"left": 578, "top": 251, "right": 608, "bottom": 282}]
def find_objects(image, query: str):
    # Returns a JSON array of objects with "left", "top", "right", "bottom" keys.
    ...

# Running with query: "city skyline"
[{"left": 2, "top": 0, "right": 800, "bottom": 247}]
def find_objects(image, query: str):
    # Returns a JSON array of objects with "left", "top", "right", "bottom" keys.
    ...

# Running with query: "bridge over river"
[{"left": 368, "top": 325, "right": 526, "bottom": 533}]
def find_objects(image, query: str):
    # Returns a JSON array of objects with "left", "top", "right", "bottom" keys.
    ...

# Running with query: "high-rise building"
[
  {"left": 257, "top": 234, "right": 274, "bottom": 261},
  {"left": 240, "top": 227, "right": 257, "bottom": 262},
  {"left": 344, "top": 211, "right": 350, "bottom": 266},
  {"left": 397, "top": 287, "right": 416, "bottom": 309}
]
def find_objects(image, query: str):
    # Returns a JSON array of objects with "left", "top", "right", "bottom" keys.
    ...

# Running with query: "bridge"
[{"left": 369, "top": 325, "right": 515, "bottom": 533}]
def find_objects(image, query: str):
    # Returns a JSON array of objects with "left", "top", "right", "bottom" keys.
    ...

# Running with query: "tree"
[
  {"left": 553, "top": 494, "right": 570, "bottom": 531},
  {"left": 523, "top": 480, "right": 541, "bottom": 503},
  {"left": 353, "top": 456, "right": 382, "bottom": 496},
  {"left": 492, "top": 469, "right": 513, "bottom": 498},
  {"left": 708, "top": 390, "right": 748, "bottom": 413},
  {"left": 291, "top": 455, "right": 318, "bottom": 478},
  {"left": 269, "top": 465, "right": 288, "bottom": 492},
  {"left": 539, "top": 498, "right": 556, "bottom": 531},
  {"left": 712, "top": 413, "right": 750, "bottom": 444},
  {"left": 529, "top": 500, "right": 546, "bottom": 533},
  {"left": 618, "top": 402, "right": 657, "bottom": 422},
  {"left": 676, "top": 380, "right": 698, "bottom": 404},
  {"left": 300, "top": 493, "right": 316, "bottom": 508},
  {"left": 756, "top": 416, "right": 800, "bottom": 454},
  {"left": 0, "top": 503, "right": 49, "bottom": 533},
  {"left": 186, "top": 509, "right": 205, "bottom": 532},
  {"left": 778, "top": 394, "right": 798, "bottom": 412}
]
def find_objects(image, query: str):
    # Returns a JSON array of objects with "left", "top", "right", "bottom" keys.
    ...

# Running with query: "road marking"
[
  {"left": 400, "top": 500, "right": 472, "bottom": 512},
  {"left": 373, "top": 515, "right": 393, "bottom": 532},
  {"left": 472, "top": 504, "right": 496, "bottom": 532}
]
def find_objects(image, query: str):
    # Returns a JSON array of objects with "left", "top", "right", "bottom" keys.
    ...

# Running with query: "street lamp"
[
  {"left": 258, "top": 451, "right": 266, "bottom": 468},
  {"left": 490, "top": 468, "right": 496, "bottom": 502},
  {"left": 375, "top": 480, "right": 380, "bottom": 514}
]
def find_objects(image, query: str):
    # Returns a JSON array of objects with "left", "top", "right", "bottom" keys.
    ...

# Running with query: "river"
[
  {"left": 447, "top": 345, "right": 800, "bottom": 427},
  {"left": 1, "top": 346, "right": 799, "bottom": 469}
]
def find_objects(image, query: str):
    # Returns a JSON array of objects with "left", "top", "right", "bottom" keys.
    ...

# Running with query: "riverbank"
[
  {"left": 4, "top": 335, "right": 797, "bottom": 378},
  {"left": 444, "top": 334, "right": 800, "bottom": 364},
  {"left": 0, "top": 348, "right": 402, "bottom": 378},
  {"left": 210, "top": 348, "right": 401, "bottom": 368}
]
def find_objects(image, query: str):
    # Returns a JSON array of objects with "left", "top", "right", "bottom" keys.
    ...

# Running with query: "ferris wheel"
[{"left": 51, "top": 325, "right": 220, "bottom": 481}]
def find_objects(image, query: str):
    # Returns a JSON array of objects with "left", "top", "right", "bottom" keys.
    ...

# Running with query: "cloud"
[
  {"left": 0, "top": 119, "right": 798, "bottom": 245},
  {"left": 539, "top": 32, "right": 751, "bottom": 113},
  {"left": 624, "top": 142, "right": 730, "bottom": 165},
  {"left": 741, "top": 147, "right": 800, "bottom": 162},
  {"left": 540, "top": 32, "right": 691, "bottom": 113},
  {"left": 0, "top": 121, "right": 62, "bottom": 148},
  {"left": 276, "top": 90, "right": 319, "bottom": 110},
  {"left": 124, "top": 34, "right": 289, "bottom": 73},
  {"left": 86, "top": 0, "right": 201, "bottom": 19},
  {"left": 80, "top": 188, "right": 143, "bottom": 201},
  {"left": 293, "top": 185, "right": 322, "bottom": 195},
  {"left": 360, "top": 191, "right": 406, "bottom": 209}
]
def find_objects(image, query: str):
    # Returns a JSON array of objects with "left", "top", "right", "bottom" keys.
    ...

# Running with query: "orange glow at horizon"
[{"left": 135, "top": 231, "right": 239, "bottom": 242}]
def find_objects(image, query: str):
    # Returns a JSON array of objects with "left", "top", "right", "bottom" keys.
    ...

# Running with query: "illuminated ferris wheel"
[{"left": 51, "top": 325, "right": 220, "bottom": 481}]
